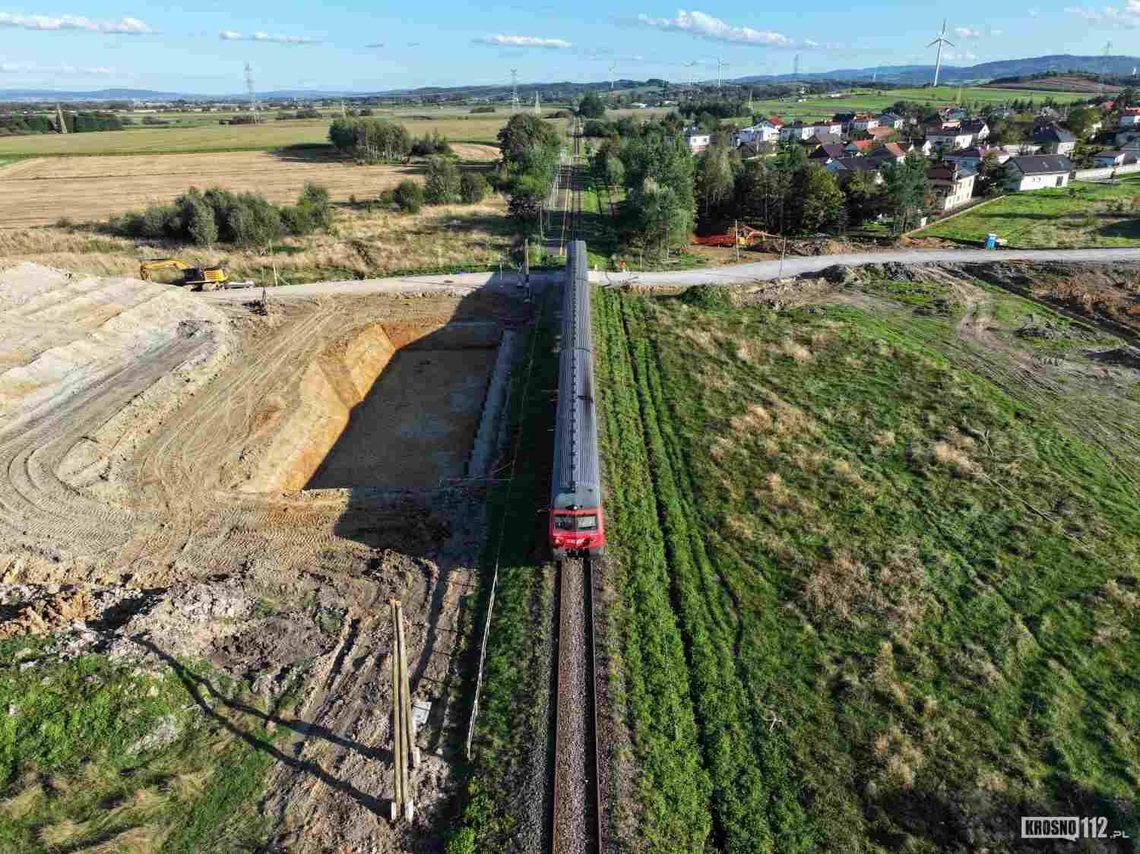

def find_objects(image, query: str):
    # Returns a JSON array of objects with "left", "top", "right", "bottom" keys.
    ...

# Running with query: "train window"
[
  {"left": 554, "top": 515, "right": 574, "bottom": 530},
  {"left": 576, "top": 515, "right": 598, "bottom": 530}
]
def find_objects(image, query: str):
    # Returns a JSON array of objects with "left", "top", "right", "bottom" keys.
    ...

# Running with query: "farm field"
[
  {"left": 0, "top": 148, "right": 498, "bottom": 228},
  {"left": 916, "top": 179, "right": 1140, "bottom": 248},
  {"left": 745, "top": 84, "right": 1092, "bottom": 123},
  {"left": 0, "top": 114, "right": 522, "bottom": 156},
  {"left": 594, "top": 265, "right": 1140, "bottom": 851}
]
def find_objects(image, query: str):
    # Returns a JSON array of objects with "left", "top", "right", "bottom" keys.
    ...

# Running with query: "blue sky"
[{"left": 0, "top": 2, "right": 1135, "bottom": 93}]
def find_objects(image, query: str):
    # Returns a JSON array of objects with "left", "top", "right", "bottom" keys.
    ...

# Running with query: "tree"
[
  {"left": 976, "top": 152, "right": 1005, "bottom": 197},
  {"left": 797, "top": 165, "right": 845, "bottom": 234},
  {"left": 696, "top": 137, "right": 736, "bottom": 218},
  {"left": 184, "top": 192, "right": 218, "bottom": 246},
  {"left": 497, "top": 114, "right": 561, "bottom": 228},
  {"left": 578, "top": 91, "right": 606, "bottom": 119},
  {"left": 1065, "top": 106, "right": 1102, "bottom": 139},
  {"left": 424, "top": 156, "right": 461, "bottom": 204},
  {"left": 620, "top": 123, "right": 696, "bottom": 257},
  {"left": 459, "top": 171, "right": 489, "bottom": 204},
  {"left": 840, "top": 171, "right": 883, "bottom": 227},
  {"left": 393, "top": 180, "right": 424, "bottom": 213},
  {"left": 881, "top": 151, "right": 929, "bottom": 233},
  {"left": 327, "top": 117, "right": 410, "bottom": 163}
]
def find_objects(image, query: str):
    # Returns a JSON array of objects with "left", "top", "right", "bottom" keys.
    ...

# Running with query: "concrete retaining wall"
[
  {"left": 466, "top": 328, "right": 519, "bottom": 480},
  {"left": 1074, "top": 163, "right": 1140, "bottom": 182}
]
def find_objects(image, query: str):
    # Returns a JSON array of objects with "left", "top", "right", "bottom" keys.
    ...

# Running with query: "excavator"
[{"left": 138, "top": 259, "right": 230, "bottom": 291}]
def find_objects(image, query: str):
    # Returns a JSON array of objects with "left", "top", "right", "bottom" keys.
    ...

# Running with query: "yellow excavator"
[{"left": 138, "top": 259, "right": 229, "bottom": 291}]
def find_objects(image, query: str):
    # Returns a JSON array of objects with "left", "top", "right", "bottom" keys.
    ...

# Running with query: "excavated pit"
[{"left": 246, "top": 319, "right": 504, "bottom": 493}]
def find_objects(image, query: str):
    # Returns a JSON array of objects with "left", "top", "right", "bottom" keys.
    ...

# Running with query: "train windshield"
[{"left": 554, "top": 513, "right": 598, "bottom": 531}]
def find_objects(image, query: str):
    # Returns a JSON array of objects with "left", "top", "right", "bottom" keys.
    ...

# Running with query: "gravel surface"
[{"left": 554, "top": 558, "right": 593, "bottom": 854}]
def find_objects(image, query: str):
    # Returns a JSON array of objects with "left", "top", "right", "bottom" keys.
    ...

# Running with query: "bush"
[
  {"left": 393, "top": 179, "right": 424, "bottom": 213},
  {"left": 459, "top": 171, "right": 489, "bottom": 204},
  {"left": 410, "top": 131, "right": 453, "bottom": 157},
  {"left": 470, "top": 105, "right": 496, "bottom": 114},
  {"left": 328, "top": 117, "right": 411, "bottom": 163},
  {"left": 679, "top": 285, "right": 734, "bottom": 310},
  {"left": 424, "top": 156, "right": 461, "bottom": 204}
]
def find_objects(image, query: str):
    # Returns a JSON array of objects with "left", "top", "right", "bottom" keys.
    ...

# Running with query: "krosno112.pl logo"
[{"left": 1022, "top": 816, "right": 1129, "bottom": 841}]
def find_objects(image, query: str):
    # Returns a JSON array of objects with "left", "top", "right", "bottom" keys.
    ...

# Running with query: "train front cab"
[{"left": 550, "top": 504, "right": 605, "bottom": 559}]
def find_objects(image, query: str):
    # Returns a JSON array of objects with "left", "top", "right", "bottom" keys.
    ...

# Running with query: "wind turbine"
[
  {"left": 716, "top": 57, "right": 729, "bottom": 89},
  {"left": 609, "top": 61, "right": 617, "bottom": 90},
  {"left": 682, "top": 60, "right": 697, "bottom": 91},
  {"left": 928, "top": 19, "right": 954, "bottom": 88}
]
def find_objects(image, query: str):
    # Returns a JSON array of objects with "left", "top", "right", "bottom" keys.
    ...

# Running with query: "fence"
[{"left": 1073, "top": 162, "right": 1140, "bottom": 182}]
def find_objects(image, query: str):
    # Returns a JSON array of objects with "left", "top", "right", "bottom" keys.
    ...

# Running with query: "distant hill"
[{"left": 734, "top": 54, "right": 1140, "bottom": 86}]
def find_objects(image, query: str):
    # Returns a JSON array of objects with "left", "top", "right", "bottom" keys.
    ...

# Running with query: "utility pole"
[
  {"left": 244, "top": 62, "right": 259, "bottom": 123},
  {"left": 793, "top": 53, "right": 800, "bottom": 79},
  {"left": 55, "top": 103, "right": 68, "bottom": 134},
  {"left": 683, "top": 60, "right": 696, "bottom": 93},
  {"left": 510, "top": 68, "right": 520, "bottom": 112},
  {"left": 534, "top": 91, "right": 541, "bottom": 114},
  {"left": 389, "top": 599, "right": 418, "bottom": 823},
  {"left": 927, "top": 19, "right": 954, "bottom": 88}
]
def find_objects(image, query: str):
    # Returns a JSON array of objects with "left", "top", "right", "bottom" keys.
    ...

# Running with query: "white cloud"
[
  {"left": 0, "top": 59, "right": 115, "bottom": 74},
  {"left": 0, "top": 11, "right": 152, "bottom": 34},
  {"left": 475, "top": 34, "right": 573, "bottom": 48},
  {"left": 636, "top": 10, "right": 798, "bottom": 47},
  {"left": 219, "top": 30, "right": 320, "bottom": 44},
  {"left": 1065, "top": 1, "right": 1140, "bottom": 24},
  {"left": 954, "top": 26, "right": 983, "bottom": 38},
  {"left": 944, "top": 49, "right": 978, "bottom": 61}
]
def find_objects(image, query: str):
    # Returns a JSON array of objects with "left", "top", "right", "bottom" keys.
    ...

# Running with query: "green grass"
[
  {"left": 0, "top": 115, "right": 525, "bottom": 156},
  {"left": 741, "top": 85, "right": 1092, "bottom": 124},
  {"left": 596, "top": 282, "right": 1140, "bottom": 851},
  {"left": 916, "top": 181, "right": 1140, "bottom": 247},
  {"left": 0, "top": 638, "right": 273, "bottom": 853}
]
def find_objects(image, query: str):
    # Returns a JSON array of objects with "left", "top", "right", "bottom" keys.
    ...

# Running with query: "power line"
[
  {"left": 510, "top": 68, "right": 520, "bottom": 112},
  {"left": 244, "top": 62, "right": 259, "bottom": 123}
]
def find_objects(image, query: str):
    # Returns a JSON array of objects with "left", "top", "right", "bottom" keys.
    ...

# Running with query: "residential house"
[
  {"left": 1002, "top": 142, "right": 1042, "bottom": 156},
  {"left": 851, "top": 113, "right": 880, "bottom": 132},
  {"left": 867, "top": 126, "right": 896, "bottom": 142},
  {"left": 1032, "top": 124, "right": 1076, "bottom": 155},
  {"left": 807, "top": 132, "right": 844, "bottom": 147},
  {"left": 944, "top": 106, "right": 969, "bottom": 121},
  {"left": 816, "top": 119, "right": 844, "bottom": 135},
  {"left": 734, "top": 122, "right": 781, "bottom": 146},
  {"left": 1092, "top": 149, "right": 1138, "bottom": 167},
  {"left": 1003, "top": 154, "right": 1073, "bottom": 191},
  {"left": 809, "top": 143, "right": 848, "bottom": 164},
  {"left": 1119, "top": 107, "right": 1140, "bottom": 127},
  {"left": 825, "top": 157, "right": 884, "bottom": 182},
  {"left": 943, "top": 145, "right": 1010, "bottom": 172},
  {"left": 960, "top": 119, "right": 990, "bottom": 142},
  {"left": 878, "top": 111, "right": 905, "bottom": 130},
  {"left": 916, "top": 139, "right": 935, "bottom": 157},
  {"left": 684, "top": 128, "right": 711, "bottom": 154},
  {"left": 927, "top": 162, "right": 977, "bottom": 212},
  {"left": 926, "top": 123, "right": 975, "bottom": 152},
  {"left": 865, "top": 142, "right": 908, "bottom": 164},
  {"left": 779, "top": 121, "right": 818, "bottom": 141},
  {"left": 845, "top": 139, "right": 874, "bottom": 155}
]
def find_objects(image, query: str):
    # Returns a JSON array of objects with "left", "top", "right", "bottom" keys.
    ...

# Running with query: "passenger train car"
[{"left": 549, "top": 240, "right": 606, "bottom": 558}]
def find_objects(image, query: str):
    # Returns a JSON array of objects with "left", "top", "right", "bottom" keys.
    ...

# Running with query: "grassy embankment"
[
  {"left": 446, "top": 298, "right": 560, "bottom": 852},
  {"left": 0, "top": 638, "right": 274, "bottom": 853},
  {"left": 594, "top": 277, "right": 1140, "bottom": 851},
  {"left": 917, "top": 179, "right": 1140, "bottom": 248}
]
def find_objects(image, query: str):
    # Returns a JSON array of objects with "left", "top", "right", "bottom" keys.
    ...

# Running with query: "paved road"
[
  {"left": 200, "top": 247, "right": 1140, "bottom": 302},
  {"left": 589, "top": 246, "right": 1140, "bottom": 286}
]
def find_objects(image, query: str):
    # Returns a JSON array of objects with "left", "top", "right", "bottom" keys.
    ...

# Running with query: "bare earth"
[
  {"left": 0, "top": 147, "right": 498, "bottom": 228},
  {"left": 0, "top": 261, "right": 520, "bottom": 852}
]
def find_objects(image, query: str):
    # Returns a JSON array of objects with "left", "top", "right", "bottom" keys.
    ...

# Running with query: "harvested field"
[
  {"left": 0, "top": 150, "right": 489, "bottom": 229},
  {"left": 0, "top": 261, "right": 526, "bottom": 852}
]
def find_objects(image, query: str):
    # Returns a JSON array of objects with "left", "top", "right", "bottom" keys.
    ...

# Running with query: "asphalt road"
[{"left": 200, "top": 247, "right": 1140, "bottom": 301}]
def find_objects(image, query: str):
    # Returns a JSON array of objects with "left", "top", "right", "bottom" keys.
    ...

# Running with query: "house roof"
[
  {"left": 1122, "top": 107, "right": 1140, "bottom": 116},
  {"left": 867, "top": 126, "right": 895, "bottom": 139},
  {"left": 1032, "top": 125, "right": 1076, "bottom": 143},
  {"left": 810, "top": 143, "right": 848, "bottom": 160},
  {"left": 866, "top": 142, "right": 907, "bottom": 160},
  {"left": 926, "top": 162, "right": 972, "bottom": 182},
  {"left": 847, "top": 139, "right": 873, "bottom": 151},
  {"left": 831, "top": 156, "right": 880, "bottom": 172},
  {"left": 1096, "top": 149, "right": 1125, "bottom": 156},
  {"left": 808, "top": 132, "right": 843, "bottom": 145},
  {"left": 1008, "top": 154, "right": 1073, "bottom": 174},
  {"left": 960, "top": 119, "right": 989, "bottom": 133}
]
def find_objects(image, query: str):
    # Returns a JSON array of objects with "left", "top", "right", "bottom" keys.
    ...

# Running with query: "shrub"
[
  {"left": 410, "top": 131, "right": 453, "bottom": 157},
  {"left": 424, "top": 156, "right": 461, "bottom": 204},
  {"left": 679, "top": 285, "right": 734, "bottom": 310},
  {"left": 393, "top": 179, "right": 425, "bottom": 213},
  {"left": 470, "top": 105, "right": 496, "bottom": 114},
  {"left": 328, "top": 117, "right": 411, "bottom": 163},
  {"left": 459, "top": 171, "right": 489, "bottom": 204}
]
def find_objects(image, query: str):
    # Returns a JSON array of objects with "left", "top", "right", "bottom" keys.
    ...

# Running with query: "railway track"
[
  {"left": 551, "top": 556, "right": 602, "bottom": 854},
  {"left": 555, "top": 120, "right": 585, "bottom": 256}
]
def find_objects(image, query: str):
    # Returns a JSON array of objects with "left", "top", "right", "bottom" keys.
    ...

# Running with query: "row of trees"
[
  {"left": 496, "top": 113, "right": 561, "bottom": 224},
  {"left": 328, "top": 118, "right": 459, "bottom": 164},
  {"left": 109, "top": 184, "right": 331, "bottom": 248},
  {"left": 391, "top": 158, "right": 489, "bottom": 212},
  {"left": 0, "top": 110, "right": 123, "bottom": 136}
]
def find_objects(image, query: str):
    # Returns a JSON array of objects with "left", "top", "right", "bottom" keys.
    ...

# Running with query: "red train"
[{"left": 549, "top": 240, "right": 606, "bottom": 558}]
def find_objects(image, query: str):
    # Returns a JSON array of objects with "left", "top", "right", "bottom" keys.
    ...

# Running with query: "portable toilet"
[{"left": 985, "top": 233, "right": 998, "bottom": 250}]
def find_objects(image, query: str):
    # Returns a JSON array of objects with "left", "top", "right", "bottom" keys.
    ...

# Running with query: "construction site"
[{"left": 0, "top": 260, "right": 529, "bottom": 852}]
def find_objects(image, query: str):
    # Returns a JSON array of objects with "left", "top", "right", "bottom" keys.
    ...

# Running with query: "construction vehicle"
[
  {"left": 138, "top": 259, "right": 230, "bottom": 291},
  {"left": 692, "top": 222, "right": 767, "bottom": 249}
]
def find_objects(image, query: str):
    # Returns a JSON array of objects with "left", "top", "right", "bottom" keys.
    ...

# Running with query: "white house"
[
  {"left": 815, "top": 119, "right": 844, "bottom": 135},
  {"left": 878, "top": 112, "right": 905, "bottom": 130},
  {"left": 960, "top": 119, "right": 990, "bottom": 142},
  {"left": 1032, "top": 124, "right": 1076, "bottom": 156},
  {"left": 1093, "top": 149, "right": 1137, "bottom": 167},
  {"left": 926, "top": 124, "right": 975, "bottom": 152},
  {"left": 943, "top": 145, "right": 1010, "bottom": 172},
  {"left": 1004, "top": 154, "right": 1072, "bottom": 191},
  {"left": 851, "top": 113, "right": 879, "bottom": 131},
  {"left": 927, "top": 162, "right": 977, "bottom": 212},
  {"left": 778, "top": 121, "right": 817, "bottom": 141},
  {"left": 684, "top": 128, "right": 711, "bottom": 153},
  {"left": 1119, "top": 107, "right": 1140, "bottom": 127},
  {"left": 734, "top": 122, "right": 780, "bottom": 146}
]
